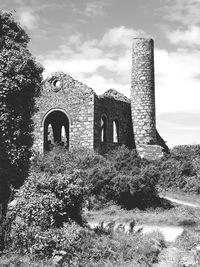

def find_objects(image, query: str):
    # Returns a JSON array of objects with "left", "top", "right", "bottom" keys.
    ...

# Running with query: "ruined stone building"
[{"left": 32, "top": 38, "right": 168, "bottom": 159}]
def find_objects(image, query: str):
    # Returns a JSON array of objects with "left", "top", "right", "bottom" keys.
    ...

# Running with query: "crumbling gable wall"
[
  {"left": 94, "top": 89, "right": 135, "bottom": 154},
  {"left": 32, "top": 72, "right": 94, "bottom": 153}
]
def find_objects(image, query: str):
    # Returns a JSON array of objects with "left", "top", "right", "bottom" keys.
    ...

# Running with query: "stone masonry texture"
[
  {"left": 131, "top": 38, "right": 156, "bottom": 146},
  {"left": 32, "top": 73, "right": 134, "bottom": 154},
  {"left": 130, "top": 38, "right": 168, "bottom": 159},
  {"left": 32, "top": 38, "right": 168, "bottom": 158},
  {"left": 33, "top": 72, "right": 94, "bottom": 153}
]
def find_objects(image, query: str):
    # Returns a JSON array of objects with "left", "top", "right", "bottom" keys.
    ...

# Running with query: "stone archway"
[{"left": 43, "top": 110, "right": 69, "bottom": 151}]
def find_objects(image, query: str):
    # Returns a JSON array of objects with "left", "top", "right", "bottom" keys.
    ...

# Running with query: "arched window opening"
[
  {"left": 47, "top": 124, "right": 54, "bottom": 150},
  {"left": 101, "top": 115, "right": 107, "bottom": 142},
  {"left": 113, "top": 119, "right": 119, "bottom": 143},
  {"left": 61, "top": 125, "right": 67, "bottom": 145},
  {"left": 44, "top": 110, "right": 69, "bottom": 151}
]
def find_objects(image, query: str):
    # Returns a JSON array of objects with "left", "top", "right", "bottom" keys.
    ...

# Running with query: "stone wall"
[
  {"left": 32, "top": 72, "right": 94, "bottom": 153},
  {"left": 131, "top": 38, "right": 157, "bottom": 146},
  {"left": 32, "top": 38, "right": 168, "bottom": 159},
  {"left": 94, "top": 89, "right": 134, "bottom": 154}
]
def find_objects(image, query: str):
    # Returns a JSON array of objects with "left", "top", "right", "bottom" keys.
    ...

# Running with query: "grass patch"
[{"left": 85, "top": 204, "right": 200, "bottom": 228}]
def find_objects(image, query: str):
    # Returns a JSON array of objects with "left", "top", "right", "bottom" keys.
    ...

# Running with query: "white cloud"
[
  {"left": 39, "top": 25, "right": 200, "bottom": 119},
  {"left": 17, "top": 7, "right": 38, "bottom": 30},
  {"left": 167, "top": 26, "right": 200, "bottom": 46},
  {"left": 84, "top": 1, "right": 109, "bottom": 17},
  {"left": 40, "top": 26, "right": 146, "bottom": 95},
  {"left": 155, "top": 48, "right": 200, "bottom": 114},
  {"left": 100, "top": 26, "right": 148, "bottom": 48},
  {"left": 161, "top": 0, "right": 200, "bottom": 25}
]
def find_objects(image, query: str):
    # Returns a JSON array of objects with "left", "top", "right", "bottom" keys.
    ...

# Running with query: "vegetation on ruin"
[{"left": 1, "top": 9, "right": 200, "bottom": 267}]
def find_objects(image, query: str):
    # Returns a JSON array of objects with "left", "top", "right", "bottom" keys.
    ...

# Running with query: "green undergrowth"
[
  {"left": 31, "top": 145, "right": 161, "bottom": 210},
  {"left": 0, "top": 146, "right": 167, "bottom": 266},
  {"left": 1, "top": 226, "right": 166, "bottom": 267},
  {"left": 157, "top": 145, "right": 200, "bottom": 194},
  {"left": 2, "top": 144, "right": 200, "bottom": 266}
]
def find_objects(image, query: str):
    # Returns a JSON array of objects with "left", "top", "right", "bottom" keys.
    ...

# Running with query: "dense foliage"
[
  {"left": 2, "top": 226, "right": 165, "bottom": 266},
  {"left": 4, "top": 171, "right": 86, "bottom": 253},
  {"left": 1, "top": 146, "right": 166, "bottom": 265},
  {"left": 31, "top": 146, "right": 160, "bottom": 209},
  {"left": 0, "top": 10, "right": 43, "bottom": 191},
  {"left": 157, "top": 145, "right": 200, "bottom": 193}
]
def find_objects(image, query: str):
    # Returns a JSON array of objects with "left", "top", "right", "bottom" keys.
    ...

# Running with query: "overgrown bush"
[
  {"left": 106, "top": 145, "right": 148, "bottom": 174},
  {"left": 1, "top": 146, "right": 167, "bottom": 265},
  {"left": 157, "top": 145, "right": 200, "bottom": 193},
  {"left": 172, "top": 145, "right": 200, "bottom": 161},
  {"left": 111, "top": 165, "right": 160, "bottom": 209},
  {"left": 31, "top": 145, "right": 160, "bottom": 210},
  {"left": 85, "top": 160, "right": 160, "bottom": 209},
  {"left": 4, "top": 171, "right": 86, "bottom": 254},
  {"left": 31, "top": 146, "right": 107, "bottom": 175},
  {"left": 2, "top": 226, "right": 165, "bottom": 266}
]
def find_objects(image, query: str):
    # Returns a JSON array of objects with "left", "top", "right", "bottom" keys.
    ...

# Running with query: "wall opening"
[
  {"left": 113, "top": 119, "right": 119, "bottom": 143},
  {"left": 101, "top": 115, "right": 107, "bottom": 142},
  {"left": 44, "top": 110, "right": 69, "bottom": 151}
]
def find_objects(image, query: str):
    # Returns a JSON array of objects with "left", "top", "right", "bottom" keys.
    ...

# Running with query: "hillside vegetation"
[{"left": 1, "top": 144, "right": 200, "bottom": 266}]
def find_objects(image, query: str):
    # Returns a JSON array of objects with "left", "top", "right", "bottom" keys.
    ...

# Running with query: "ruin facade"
[{"left": 32, "top": 38, "right": 168, "bottom": 159}]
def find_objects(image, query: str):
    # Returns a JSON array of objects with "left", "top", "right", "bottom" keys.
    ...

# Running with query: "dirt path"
[
  {"left": 134, "top": 225, "right": 183, "bottom": 242},
  {"left": 153, "top": 246, "right": 181, "bottom": 267},
  {"left": 159, "top": 194, "right": 200, "bottom": 208},
  {"left": 153, "top": 246, "right": 197, "bottom": 267},
  {"left": 154, "top": 194, "right": 200, "bottom": 267}
]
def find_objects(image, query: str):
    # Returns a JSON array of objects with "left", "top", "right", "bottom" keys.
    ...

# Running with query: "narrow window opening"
[
  {"left": 61, "top": 125, "right": 68, "bottom": 147},
  {"left": 113, "top": 119, "right": 119, "bottom": 143},
  {"left": 101, "top": 115, "right": 107, "bottom": 142},
  {"left": 47, "top": 124, "right": 54, "bottom": 150}
]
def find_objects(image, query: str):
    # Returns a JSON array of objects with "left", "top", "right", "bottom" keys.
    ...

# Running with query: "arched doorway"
[{"left": 44, "top": 110, "right": 69, "bottom": 151}]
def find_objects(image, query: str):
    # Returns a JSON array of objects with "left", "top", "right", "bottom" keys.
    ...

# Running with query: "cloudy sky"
[{"left": 1, "top": 0, "right": 200, "bottom": 148}]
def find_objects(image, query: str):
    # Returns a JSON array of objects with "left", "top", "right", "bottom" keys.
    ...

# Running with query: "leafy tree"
[{"left": 0, "top": 10, "right": 43, "bottom": 196}]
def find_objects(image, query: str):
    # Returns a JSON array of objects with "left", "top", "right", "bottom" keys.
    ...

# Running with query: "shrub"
[
  {"left": 1, "top": 228, "right": 165, "bottom": 266},
  {"left": 32, "top": 146, "right": 161, "bottom": 211},
  {"left": 106, "top": 145, "right": 148, "bottom": 174},
  {"left": 112, "top": 165, "right": 160, "bottom": 209},
  {"left": 157, "top": 145, "right": 200, "bottom": 193},
  {"left": 4, "top": 171, "right": 86, "bottom": 253},
  {"left": 171, "top": 145, "right": 200, "bottom": 161},
  {"left": 31, "top": 146, "right": 107, "bottom": 175},
  {"left": 31, "top": 146, "right": 76, "bottom": 174},
  {"left": 71, "top": 230, "right": 165, "bottom": 267}
]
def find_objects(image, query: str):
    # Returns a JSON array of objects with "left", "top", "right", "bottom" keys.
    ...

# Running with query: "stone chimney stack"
[
  {"left": 130, "top": 38, "right": 168, "bottom": 159},
  {"left": 131, "top": 38, "right": 157, "bottom": 146}
]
